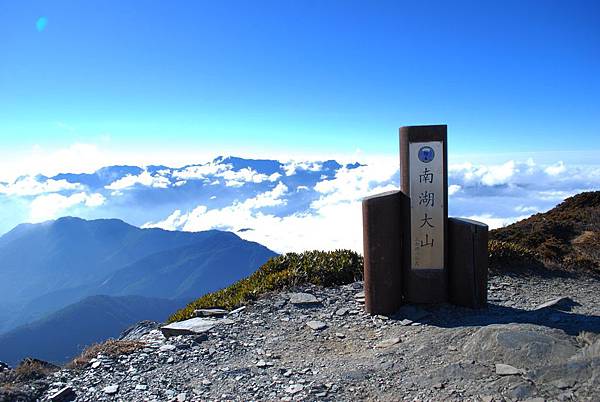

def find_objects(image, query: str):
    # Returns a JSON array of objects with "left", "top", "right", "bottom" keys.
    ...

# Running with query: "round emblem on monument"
[{"left": 418, "top": 146, "right": 435, "bottom": 163}]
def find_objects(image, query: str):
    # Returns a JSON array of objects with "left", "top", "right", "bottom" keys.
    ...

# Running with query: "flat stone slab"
[
  {"left": 102, "top": 385, "right": 119, "bottom": 395},
  {"left": 375, "top": 337, "right": 401, "bottom": 348},
  {"left": 160, "top": 318, "right": 217, "bottom": 338},
  {"left": 464, "top": 324, "right": 578, "bottom": 368},
  {"left": 306, "top": 320, "right": 327, "bottom": 330},
  {"left": 49, "top": 386, "right": 76, "bottom": 402},
  {"left": 495, "top": 363, "right": 522, "bottom": 376},
  {"left": 194, "top": 308, "right": 229, "bottom": 317},
  {"left": 288, "top": 292, "right": 320, "bottom": 305},
  {"left": 533, "top": 296, "right": 578, "bottom": 311}
]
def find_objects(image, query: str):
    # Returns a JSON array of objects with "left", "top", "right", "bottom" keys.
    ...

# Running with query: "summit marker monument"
[{"left": 363, "top": 125, "right": 488, "bottom": 314}]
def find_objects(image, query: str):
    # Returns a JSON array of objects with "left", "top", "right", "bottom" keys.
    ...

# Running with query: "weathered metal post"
[{"left": 400, "top": 125, "right": 448, "bottom": 303}]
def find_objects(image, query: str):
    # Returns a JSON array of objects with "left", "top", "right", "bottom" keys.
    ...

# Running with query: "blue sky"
[{"left": 1, "top": 0, "right": 599, "bottom": 161}]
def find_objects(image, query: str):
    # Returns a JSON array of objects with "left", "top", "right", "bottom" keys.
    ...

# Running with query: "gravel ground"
[{"left": 8, "top": 274, "right": 600, "bottom": 402}]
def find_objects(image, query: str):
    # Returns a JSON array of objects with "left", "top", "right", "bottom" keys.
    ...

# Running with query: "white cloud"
[
  {"left": 143, "top": 157, "right": 600, "bottom": 254},
  {"left": 544, "top": 161, "right": 566, "bottom": 176},
  {"left": 283, "top": 161, "right": 323, "bottom": 176},
  {"left": 312, "top": 162, "right": 398, "bottom": 210},
  {"left": 466, "top": 214, "right": 531, "bottom": 230},
  {"left": 144, "top": 162, "right": 398, "bottom": 253},
  {"left": 172, "top": 163, "right": 232, "bottom": 180},
  {"left": 29, "top": 192, "right": 106, "bottom": 222},
  {"left": 0, "top": 177, "right": 83, "bottom": 196},
  {"left": 514, "top": 205, "right": 539, "bottom": 214},
  {"left": 105, "top": 171, "right": 171, "bottom": 190},
  {"left": 217, "top": 167, "right": 275, "bottom": 187},
  {"left": 448, "top": 184, "right": 462, "bottom": 196}
]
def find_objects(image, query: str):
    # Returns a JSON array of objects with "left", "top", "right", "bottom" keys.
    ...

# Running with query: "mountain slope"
[
  {"left": 97, "top": 233, "right": 276, "bottom": 299},
  {"left": 0, "top": 217, "right": 212, "bottom": 304},
  {"left": 0, "top": 217, "right": 277, "bottom": 333},
  {"left": 0, "top": 295, "right": 185, "bottom": 366},
  {"left": 490, "top": 191, "right": 600, "bottom": 273}
]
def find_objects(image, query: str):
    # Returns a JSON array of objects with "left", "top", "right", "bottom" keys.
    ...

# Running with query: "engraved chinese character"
[
  {"left": 418, "top": 191, "right": 435, "bottom": 207},
  {"left": 419, "top": 234, "right": 434, "bottom": 248},
  {"left": 419, "top": 168, "right": 433, "bottom": 184},
  {"left": 419, "top": 213, "right": 435, "bottom": 228}
]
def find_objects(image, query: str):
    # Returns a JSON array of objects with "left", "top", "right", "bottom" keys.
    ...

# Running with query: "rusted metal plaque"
[{"left": 409, "top": 141, "right": 444, "bottom": 270}]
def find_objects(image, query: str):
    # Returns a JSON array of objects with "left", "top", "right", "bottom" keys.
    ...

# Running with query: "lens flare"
[{"left": 36, "top": 17, "right": 48, "bottom": 32}]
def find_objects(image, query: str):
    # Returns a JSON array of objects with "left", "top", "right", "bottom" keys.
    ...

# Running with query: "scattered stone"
[
  {"left": 289, "top": 292, "right": 320, "bottom": 305},
  {"left": 6, "top": 277, "right": 599, "bottom": 401},
  {"left": 533, "top": 296, "right": 579, "bottom": 311},
  {"left": 256, "top": 359, "right": 268, "bottom": 368},
  {"left": 375, "top": 337, "right": 401, "bottom": 348},
  {"left": 285, "top": 384, "right": 304, "bottom": 394},
  {"left": 159, "top": 344, "right": 176, "bottom": 352},
  {"left": 551, "top": 379, "right": 576, "bottom": 389},
  {"left": 306, "top": 320, "right": 327, "bottom": 330},
  {"left": 495, "top": 363, "right": 522, "bottom": 376},
  {"left": 335, "top": 308, "right": 350, "bottom": 316},
  {"left": 354, "top": 291, "right": 365, "bottom": 299},
  {"left": 194, "top": 308, "right": 229, "bottom": 317},
  {"left": 102, "top": 385, "right": 119, "bottom": 395},
  {"left": 48, "top": 386, "right": 76, "bottom": 402},
  {"left": 229, "top": 306, "right": 246, "bottom": 315},
  {"left": 160, "top": 317, "right": 216, "bottom": 338}
]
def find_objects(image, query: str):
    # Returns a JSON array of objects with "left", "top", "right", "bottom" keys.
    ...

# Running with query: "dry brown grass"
[
  {"left": 67, "top": 339, "right": 145, "bottom": 369},
  {"left": 1, "top": 358, "right": 59, "bottom": 383}
]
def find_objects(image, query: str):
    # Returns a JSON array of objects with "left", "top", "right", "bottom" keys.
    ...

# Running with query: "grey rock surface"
[
  {"left": 463, "top": 323, "right": 579, "bottom": 368},
  {"left": 2, "top": 274, "right": 599, "bottom": 402},
  {"left": 119, "top": 320, "right": 160, "bottom": 341}
]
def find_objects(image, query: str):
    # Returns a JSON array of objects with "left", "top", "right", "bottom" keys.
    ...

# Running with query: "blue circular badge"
[{"left": 418, "top": 146, "right": 435, "bottom": 163}]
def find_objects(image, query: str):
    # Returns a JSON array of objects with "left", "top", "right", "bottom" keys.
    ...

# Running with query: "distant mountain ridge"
[
  {"left": 0, "top": 295, "right": 186, "bottom": 366},
  {"left": 0, "top": 217, "right": 277, "bottom": 334}
]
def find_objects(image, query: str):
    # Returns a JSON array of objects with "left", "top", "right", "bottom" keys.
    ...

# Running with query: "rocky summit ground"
[{"left": 3, "top": 274, "right": 600, "bottom": 402}]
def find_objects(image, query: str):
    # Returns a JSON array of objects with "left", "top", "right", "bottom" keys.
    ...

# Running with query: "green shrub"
[{"left": 168, "top": 249, "right": 363, "bottom": 323}]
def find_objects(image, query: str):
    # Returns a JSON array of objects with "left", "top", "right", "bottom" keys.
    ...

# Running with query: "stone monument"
[{"left": 363, "top": 125, "right": 488, "bottom": 315}]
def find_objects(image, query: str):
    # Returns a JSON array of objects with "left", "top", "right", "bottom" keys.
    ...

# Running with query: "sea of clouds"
[{"left": 1, "top": 154, "right": 598, "bottom": 253}]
